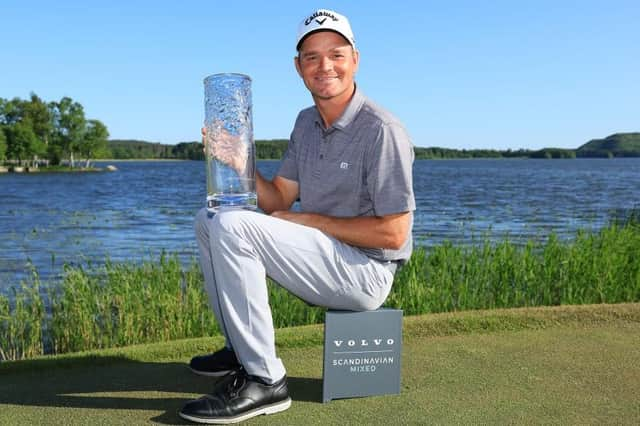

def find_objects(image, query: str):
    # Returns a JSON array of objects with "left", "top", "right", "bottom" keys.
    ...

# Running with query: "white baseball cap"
[{"left": 296, "top": 9, "right": 356, "bottom": 51}]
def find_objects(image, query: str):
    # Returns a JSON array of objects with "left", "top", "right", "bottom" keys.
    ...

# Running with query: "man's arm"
[
  {"left": 257, "top": 173, "right": 299, "bottom": 214},
  {"left": 270, "top": 210, "right": 411, "bottom": 250}
]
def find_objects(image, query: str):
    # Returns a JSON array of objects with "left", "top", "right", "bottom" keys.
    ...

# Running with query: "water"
[
  {"left": 0, "top": 158, "right": 639, "bottom": 290},
  {"left": 204, "top": 138, "right": 257, "bottom": 212},
  {"left": 205, "top": 157, "right": 257, "bottom": 213},
  {"left": 411, "top": 158, "right": 639, "bottom": 246}
]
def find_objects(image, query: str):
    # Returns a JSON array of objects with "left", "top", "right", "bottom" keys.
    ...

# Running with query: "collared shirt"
[{"left": 277, "top": 87, "right": 416, "bottom": 263}]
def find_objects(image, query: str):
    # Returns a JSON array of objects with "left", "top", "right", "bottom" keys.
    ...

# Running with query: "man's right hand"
[{"left": 202, "top": 124, "right": 248, "bottom": 175}]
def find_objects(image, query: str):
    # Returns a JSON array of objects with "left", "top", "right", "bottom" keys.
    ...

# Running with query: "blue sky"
[{"left": 2, "top": 0, "right": 638, "bottom": 149}]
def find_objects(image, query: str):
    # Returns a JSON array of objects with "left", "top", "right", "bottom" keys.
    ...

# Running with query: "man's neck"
[{"left": 314, "top": 84, "right": 356, "bottom": 129}]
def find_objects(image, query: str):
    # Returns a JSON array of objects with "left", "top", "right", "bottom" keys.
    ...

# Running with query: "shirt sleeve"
[
  {"left": 366, "top": 121, "right": 416, "bottom": 217},
  {"left": 276, "top": 130, "right": 298, "bottom": 182}
]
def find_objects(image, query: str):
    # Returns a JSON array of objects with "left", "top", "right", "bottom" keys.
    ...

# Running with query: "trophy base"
[{"left": 206, "top": 193, "right": 258, "bottom": 213}]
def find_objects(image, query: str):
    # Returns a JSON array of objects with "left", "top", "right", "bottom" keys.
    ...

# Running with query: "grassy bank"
[
  {"left": 1, "top": 304, "right": 639, "bottom": 425},
  {"left": 1, "top": 221, "right": 639, "bottom": 361}
]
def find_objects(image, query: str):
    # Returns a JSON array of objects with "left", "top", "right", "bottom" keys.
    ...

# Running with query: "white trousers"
[{"left": 194, "top": 208, "right": 395, "bottom": 382}]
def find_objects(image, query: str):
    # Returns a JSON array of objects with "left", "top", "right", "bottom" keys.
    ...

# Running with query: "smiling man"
[{"left": 179, "top": 9, "right": 415, "bottom": 424}]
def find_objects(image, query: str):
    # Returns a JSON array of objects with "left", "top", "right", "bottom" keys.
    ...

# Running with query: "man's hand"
[{"left": 202, "top": 123, "right": 248, "bottom": 175}]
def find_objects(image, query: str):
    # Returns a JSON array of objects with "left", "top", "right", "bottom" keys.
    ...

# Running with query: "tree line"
[
  {"left": 103, "top": 140, "right": 578, "bottom": 161},
  {"left": 0, "top": 91, "right": 289, "bottom": 165},
  {"left": 106, "top": 139, "right": 289, "bottom": 160},
  {"left": 4, "top": 93, "right": 635, "bottom": 166},
  {"left": 413, "top": 147, "right": 536, "bottom": 159},
  {"left": 111, "top": 136, "right": 637, "bottom": 160},
  {"left": 0, "top": 93, "right": 109, "bottom": 168}
]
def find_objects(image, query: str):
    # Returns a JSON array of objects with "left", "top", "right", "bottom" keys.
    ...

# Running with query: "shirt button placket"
[
  {"left": 313, "top": 128, "right": 327, "bottom": 178},
  {"left": 320, "top": 132, "right": 329, "bottom": 160}
]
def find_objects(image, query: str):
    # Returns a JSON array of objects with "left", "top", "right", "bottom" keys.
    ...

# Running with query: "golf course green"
[{"left": 1, "top": 303, "right": 639, "bottom": 425}]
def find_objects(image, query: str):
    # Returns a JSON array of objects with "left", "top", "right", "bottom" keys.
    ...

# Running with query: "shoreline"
[
  {"left": 94, "top": 158, "right": 191, "bottom": 162},
  {"left": 0, "top": 166, "right": 104, "bottom": 173}
]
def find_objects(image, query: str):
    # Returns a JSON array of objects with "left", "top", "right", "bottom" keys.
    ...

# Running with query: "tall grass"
[
  {"left": 1, "top": 222, "right": 639, "bottom": 361},
  {"left": 48, "top": 254, "right": 218, "bottom": 354},
  {"left": 386, "top": 223, "right": 640, "bottom": 314},
  {"left": 0, "top": 270, "right": 45, "bottom": 360}
]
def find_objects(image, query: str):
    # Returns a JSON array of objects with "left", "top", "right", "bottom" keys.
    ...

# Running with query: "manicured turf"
[{"left": 1, "top": 304, "right": 639, "bottom": 425}]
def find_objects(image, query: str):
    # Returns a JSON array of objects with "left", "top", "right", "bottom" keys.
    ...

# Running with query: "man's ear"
[
  {"left": 294, "top": 56, "right": 303, "bottom": 77},
  {"left": 353, "top": 49, "right": 360, "bottom": 73}
]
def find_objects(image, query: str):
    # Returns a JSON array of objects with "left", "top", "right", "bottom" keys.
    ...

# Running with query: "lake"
[{"left": 1, "top": 158, "right": 639, "bottom": 289}]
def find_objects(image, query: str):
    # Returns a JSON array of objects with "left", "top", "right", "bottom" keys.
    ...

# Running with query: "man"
[{"left": 179, "top": 8, "right": 415, "bottom": 424}]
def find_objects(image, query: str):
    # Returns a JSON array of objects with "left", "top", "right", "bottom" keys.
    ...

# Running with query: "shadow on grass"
[{"left": 0, "top": 356, "right": 322, "bottom": 424}]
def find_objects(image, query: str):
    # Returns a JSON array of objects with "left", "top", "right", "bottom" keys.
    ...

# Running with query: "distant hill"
[
  {"left": 577, "top": 133, "right": 640, "bottom": 158},
  {"left": 529, "top": 148, "right": 576, "bottom": 159}
]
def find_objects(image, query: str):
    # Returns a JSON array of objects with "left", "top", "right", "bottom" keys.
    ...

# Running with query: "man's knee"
[
  {"left": 213, "top": 210, "right": 259, "bottom": 237},
  {"left": 194, "top": 208, "right": 249, "bottom": 239},
  {"left": 194, "top": 207, "right": 213, "bottom": 240}
]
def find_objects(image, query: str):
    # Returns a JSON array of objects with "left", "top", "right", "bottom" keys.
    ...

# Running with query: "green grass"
[
  {"left": 389, "top": 223, "right": 640, "bottom": 313},
  {"left": 1, "top": 303, "right": 639, "bottom": 425},
  {"left": 48, "top": 255, "right": 218, "bottom": 354},
  {"left": 1, "top": 221, "right": 639, "bottom": 361}
]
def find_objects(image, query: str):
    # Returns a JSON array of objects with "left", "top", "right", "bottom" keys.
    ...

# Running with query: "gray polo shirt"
[{"left": 277, "top": 87, "right": 415, "bottom": 263}]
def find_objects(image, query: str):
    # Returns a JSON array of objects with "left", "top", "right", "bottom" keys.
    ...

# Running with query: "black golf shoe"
[
  {"left": 189, "top": 347, "right": 241, "bottom": 377},
  {"left": 179, "top": 369, "right": 291, "bottom": 424}
]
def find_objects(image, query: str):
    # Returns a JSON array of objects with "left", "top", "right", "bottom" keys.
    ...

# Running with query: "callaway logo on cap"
[{"left": 296, "top": 9, "right": 356, "bottom": 50}]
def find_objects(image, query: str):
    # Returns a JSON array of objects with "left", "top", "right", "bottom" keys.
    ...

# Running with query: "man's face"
[{"left": 295, "top": 31, "right": 359, "bottom": 102}]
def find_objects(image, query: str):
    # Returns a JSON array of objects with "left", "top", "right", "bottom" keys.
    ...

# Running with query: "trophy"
[{"left": 203, "top": 73, "right": 257, "bottom": 212}]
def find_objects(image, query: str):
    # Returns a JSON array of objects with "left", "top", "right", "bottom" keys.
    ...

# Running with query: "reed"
[
  {"left": 1, "top": 222, "right": 639, "bottom": 360},
  {"left": 386, "top": 222, "right": 640, "bottom": 314},
  {"left": 0, "top": 269, "right": 45, "bottom": 360},
  {"left": 48, "top": 254, "right": 218, "bottom": 355}
]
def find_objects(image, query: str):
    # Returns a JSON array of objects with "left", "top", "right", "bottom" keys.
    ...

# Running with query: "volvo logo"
[{"left": 333, "top": 338, "right": 395, "bottom": 348}]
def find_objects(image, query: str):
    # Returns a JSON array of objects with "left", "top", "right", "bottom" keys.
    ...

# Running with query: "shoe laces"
[{"left": 226, "top": 370, "right": 247, "bottom": 398}]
